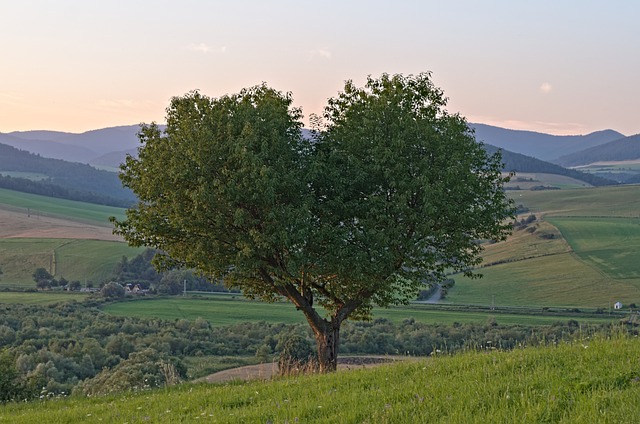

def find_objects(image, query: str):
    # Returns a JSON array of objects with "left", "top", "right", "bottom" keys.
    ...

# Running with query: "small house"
[{"left": 614, "top": 301, "right": 623, "bottom": 310}]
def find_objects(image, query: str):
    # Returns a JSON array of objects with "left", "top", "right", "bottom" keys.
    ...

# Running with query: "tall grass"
[{"left": 2, "top": 332, "right": 639, "bottom": 423}]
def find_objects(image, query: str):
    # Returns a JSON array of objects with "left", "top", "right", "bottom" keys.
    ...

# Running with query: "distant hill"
[
  {"left": 1, "top": 125, "right": 150, "bottom": 164},
  {"left": 554, "top": 134, "right": 640, "bottom": 167},
  {"left": 471, "top": 123, "right": 623, "bottom": 162},
  {"left": 0, "top": 142, "right": 136, "bottom": 207},
  {"left": 89, "top": 148, "right": 138, "bottom": 169},
  {"left": 483, "top": 144, "right": 617, "bottom": 187}
]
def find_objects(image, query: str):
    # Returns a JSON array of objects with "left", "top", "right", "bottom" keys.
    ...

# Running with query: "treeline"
[
  {"left": 555, "top": 134, "right": 640, "bottom": 168},
  {"left": 0, "top": 174, "right": 133, "bottom": 208},
  {"left": 0, "top": 299, "right": 633, "bottom": 401},
  {"left": 483, "top": 144, "right": 617, "bottom": 187},
  {"left": 111, "top": 249, "right": 232, "bottom": 294},
  {"left": 0, "top": 143, "right": 136, "bottom": 207}
]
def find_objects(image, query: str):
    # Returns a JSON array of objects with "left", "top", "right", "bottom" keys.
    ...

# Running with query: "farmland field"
[
  {"left": 0, "top": 187, "right": 127, "bottom": 226},
  {"left": 0, "top": 188, "right": 140, "bottom": 287},
  {"left": 0, "top": 291, "right": 88, "bottom": 305},
  {"left": 0, "top": 238, "right": 143, "bottom": 288},
  {"left": 101, "top": 295, "right": 620, "bottom": 326},
  {"left": 505, "top": 172, "right": 592, "bottom": 189},
  {"left": 448, "top": 184, "right": 640, "bottom": 307}
]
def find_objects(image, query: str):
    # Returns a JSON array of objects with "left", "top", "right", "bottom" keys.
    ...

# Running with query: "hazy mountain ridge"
[
  {"left": 2, "top": 123, "right": 636, "bottom": 168},
  {"left": 0, "top": 123, "right": 632, "bottom": 207},
  {"left": 554, "top": 134, "right": 640, "bottom": 167},
  {"left": 483, "top": 144, "right": 616, "bottom": 187},
  {"left": 2, "top": 124, "right": 149, "bottom": 164},
  {"left": 470, "top": 123, "right": 624, "bottom": 162}
]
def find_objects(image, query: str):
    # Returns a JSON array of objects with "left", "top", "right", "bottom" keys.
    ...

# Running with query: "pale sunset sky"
[{"left": 1, "top": 0, "right": 638, "bottom": 136}]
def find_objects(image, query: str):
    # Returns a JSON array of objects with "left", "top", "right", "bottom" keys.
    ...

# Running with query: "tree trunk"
[{"left": 313, "top": 321, "right": 340, "bottom": 373}]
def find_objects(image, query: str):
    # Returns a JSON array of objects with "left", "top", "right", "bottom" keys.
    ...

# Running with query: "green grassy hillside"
[
  {"left": 0, "top": 189, "right": 142, "bottom": 287},
  {"left": 0, "top": 239, "right": 143, "bottom": 288},
  {"left": 2, "top": 334, "right": 638, "bottom": 423},
  {"left": 102, "top": 295, "right": 618, "bottom": 327},
  {"left": 0, "top": 188, "right": 127, "bottom": 225},
  {"left": 448, "top": 184, "right": 640, "bottom": 308}
]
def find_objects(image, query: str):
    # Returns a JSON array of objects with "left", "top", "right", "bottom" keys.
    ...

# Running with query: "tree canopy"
[{"left": 112, "top": 73, "right": 514, "bottom": 371}]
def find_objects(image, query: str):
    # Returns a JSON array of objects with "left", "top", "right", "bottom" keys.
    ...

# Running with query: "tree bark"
[{"left": 312, "top": 320, "right": 340, "bottom": 373}]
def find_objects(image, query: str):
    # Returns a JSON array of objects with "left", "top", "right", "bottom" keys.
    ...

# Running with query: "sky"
[{"left": 1, "top": 0, "right": 638, "bottom": 136}]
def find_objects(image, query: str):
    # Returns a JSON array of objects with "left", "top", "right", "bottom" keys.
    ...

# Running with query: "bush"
[{"left": 101, "top": 282, "right": 125, "bottom": 299}]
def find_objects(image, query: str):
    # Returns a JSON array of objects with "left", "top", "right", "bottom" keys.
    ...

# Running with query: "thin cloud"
[
  {"left": 187, "top": 43, "right": 227, "bottom": 54},
  {"left": 307, "top": 48, "right": 332, "bottom": 61},
  {"left": 539, "top": 82, "right": 553, "bottom": 94}
]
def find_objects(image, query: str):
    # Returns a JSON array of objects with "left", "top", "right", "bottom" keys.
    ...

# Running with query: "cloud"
[
  {"left": 307, "top": 48, "right": 332, "bottom": 61},
  {"left": 539, "top": 82, "right": 553, "bottom": 94},
  {"left": 187, "top": 43, "right": 227, "bottom": 54}
]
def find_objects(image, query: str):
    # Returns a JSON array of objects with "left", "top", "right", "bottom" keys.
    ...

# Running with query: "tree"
[
  {"left": 33, "top": 267, "right": 53, "bottom": 290},
  {"left": 101, "top": 282, "right": 125, "bottom": 299},
  {"left": 112, "top": 74, "right": 513, "bottom": 372}
]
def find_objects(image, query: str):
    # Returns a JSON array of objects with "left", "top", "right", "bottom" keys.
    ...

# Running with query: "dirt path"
[{"left": 197, "top": 356, "right": 418, "bottom": 384}]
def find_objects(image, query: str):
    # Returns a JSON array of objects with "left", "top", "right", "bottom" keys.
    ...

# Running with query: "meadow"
[
  {"left": 2, "top": 333, "right": 638, "bottom": 423},
  {"left": 0, "top": 188, "right": 142, "bottom": 288},
  {"left": 102, "top": 295, "right": 620, "bottom": 327},
  {"left": 447, "top": 184, "right": 640, "bottom": 308},
  {"left": 0, "top": 291, "right": 87, "bottom": 304},
  {"left": 0, "top": 238, "right": 143, "bottom": 288},
  {"left": 0, "top": 187, "right": 127, "bottom": 225}
]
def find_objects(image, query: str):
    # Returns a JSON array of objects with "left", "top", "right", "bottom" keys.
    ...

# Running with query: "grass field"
[
  {"left": 446, "top": 184, "right": 640, "bottom": 308},
  {"left": 0, "top": 187, "right": 127, "bottom": 225},
  {"left": 505, "top": 172, "right": 592, "bottom": 189},
  {"left": 0, "top": 238, "right": 144, "bottom": 288},
  {"left": 101, "top": 295, "right": 620, "bottom": 327},
  {"left": 511, "top": 184, "right": 640, "bottom": 218},
  {"left": 2, "top": 334, "right": 638, "bottom": 423},
  {"left": 0, "top": 291, "right": 88, "bottom": 304}
]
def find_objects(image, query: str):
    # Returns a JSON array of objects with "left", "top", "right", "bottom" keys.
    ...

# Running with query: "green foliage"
[
  {"left": 100, "top": 282, "right": 125, "bottom": 299},
  {"left": 112, "top": 74, "right": 514, "bottom": 371},
  {"left": 277, "top": 333, "right": 317, "bottom": 375},
  {"left": 78, "top": 349, "right": 186, "bottom": 396},
  {"left": 32, "top": 267, "right": 53, "bottom": 289}
]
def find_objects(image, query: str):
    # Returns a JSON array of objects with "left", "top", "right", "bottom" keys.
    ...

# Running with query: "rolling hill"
[
  {"left": 483, "top": 144, "right": 616, "bottom": 186},
  {"left": 0, "top": 143, "right": 136, "bottom": 207},
  {"left": 1, "top": 125, "right": 146, "bottom": 164},
  {"left": 471, "top": 123, "right": 624, "bottom": 161},
  {"left": 554, "top": 133, "right": 640, "bottom": 167}
]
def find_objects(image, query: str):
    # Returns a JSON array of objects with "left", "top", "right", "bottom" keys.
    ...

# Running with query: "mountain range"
[
  {"left": 1, "top": 123, "right": 640, "bottom": 207},
  {"left": 2, "top": 123, "right": 638, "bottom": 169}
]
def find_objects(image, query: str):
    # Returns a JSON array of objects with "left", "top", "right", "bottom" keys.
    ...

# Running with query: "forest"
[{"left": 0, "top": 143, "right": 135, "bottom": 207}]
